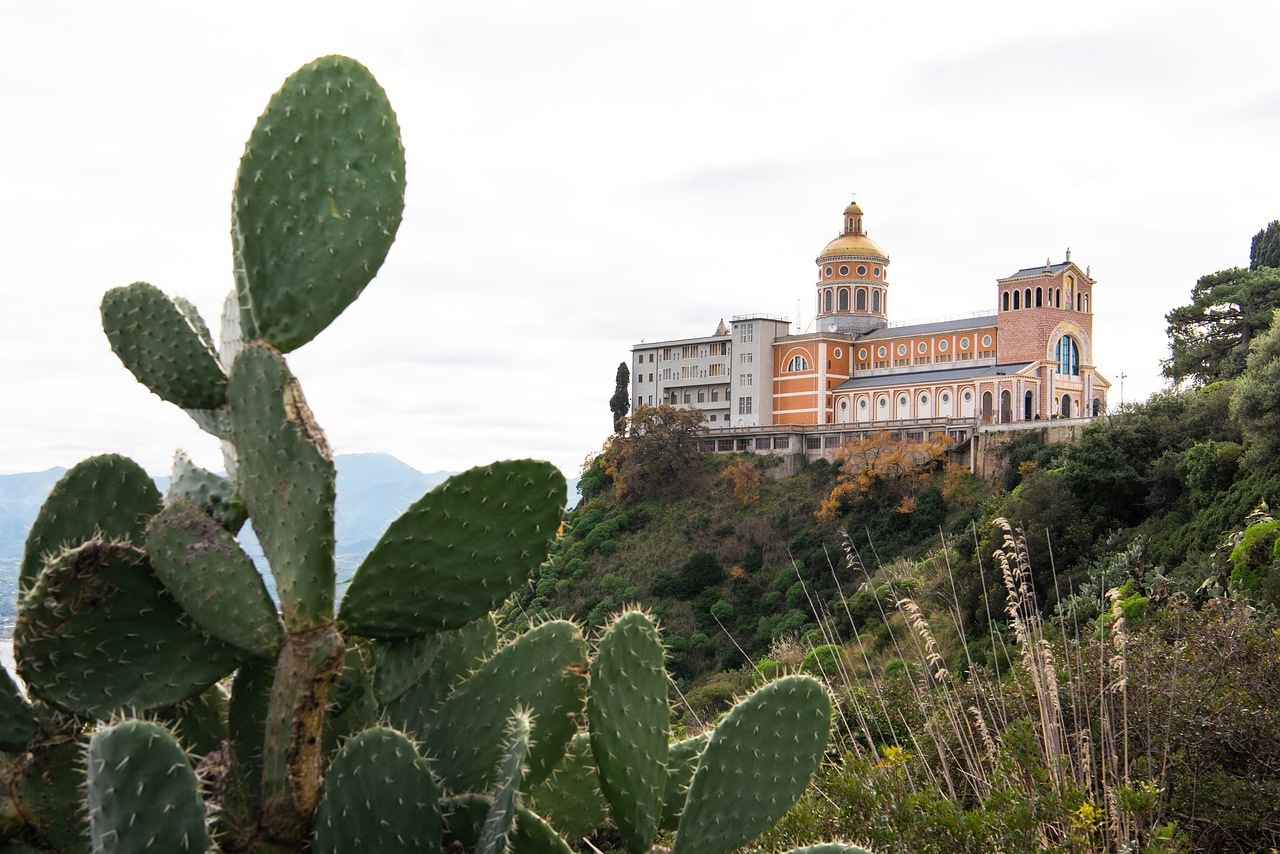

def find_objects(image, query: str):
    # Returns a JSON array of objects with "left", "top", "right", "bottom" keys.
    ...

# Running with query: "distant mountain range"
[{"left": 0, "top": 453, "right": 580, "bottom": 565}]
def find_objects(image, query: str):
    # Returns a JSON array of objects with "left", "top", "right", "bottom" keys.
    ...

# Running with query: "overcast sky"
[{"left": 4, "top": 1, "right": 1279, "bottom": 478}]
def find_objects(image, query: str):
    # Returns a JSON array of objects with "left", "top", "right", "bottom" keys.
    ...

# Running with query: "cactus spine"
[{"left": 2, "top": 55, "right": 871, "bottom": 853}]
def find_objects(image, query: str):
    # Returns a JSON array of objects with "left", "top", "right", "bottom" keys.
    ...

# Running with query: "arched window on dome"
[
  {"left": 855, "top": 289, "right": 866, "bottom": 311},
  {"left": 786, "top": 355, "right": 809, "bottom": 372},
  {"left": 824, "top": 289, "right": 832, "bottom": 313},
  {"left": 1056, "top": 336, "right": 1080, "bottom": 375},
  {"left": 1035, "top": 287, "right": 1043, "bottom": 307},
  {"left": 872, "top": 290, "right": 880, "bottom": 313},
  {"left": 1002, "top": 291, "right": 1010, "bottom": 312},
  {"left": 838, "top": 288, "right": 849, "bottom": 311},
  {"left": 1013, "top": 290, "right": 1020, "bottom": 310}
]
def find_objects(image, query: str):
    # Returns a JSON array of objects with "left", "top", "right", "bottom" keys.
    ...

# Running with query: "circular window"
[
  {"left": 917, "top": 342, "right": 927, "bottom": 354},
  {"left": 834, "top": 348, "right": 843, "bottom": 359},
  {"left": 941, "top": 393, "right": 950, "bottom": 403},
  {"left": 878, "top": 395, "right": 887, "bottom": 407},
  {"left": 898, "top": 395, "right": 908, "bottom": 407},
  {"left": 919, "top": 393, "right": 929, "bottom": 403},
  {"left": 982, "top": 334, "right": 992, "bottom": 347},
  {"left": 824, "top": 266, "right": 833, "bottom": 277},
  {"left": 857, "top": 348, "right": 867, "bottom": 360},
  {"left": 856, "top": 265, "right": 867, "bottom": 276},
  {"left": 873, "top": 267, "right": 881, "bottom": 278},
  {"left": 839, "top": 265, "right": 849, "bottom": 276},
  {"left": 896, "top": 344, "right": 907, "bottom": 356},
  {"left": 959, "top": 338, "right": 970, "bottom": 350},
  {"left": 839, "top": 399, "right": 848, "bottom": 411},
  {"left": 858, "top": 399, "right": 867, "bottom": 409},
  {"left": 963, "top": 391, "right": 972, "bottom": 402},
  {"left": 877, "top": 346, "right": 887, "bottom": 358},
  {"left": 938, "top": 340, "right": 948, "bottom": 352}
]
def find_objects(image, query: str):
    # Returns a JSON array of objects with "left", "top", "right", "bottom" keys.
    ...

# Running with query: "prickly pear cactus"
[{"left": 2, "top": 54, "right": 871, "bottom": 854}]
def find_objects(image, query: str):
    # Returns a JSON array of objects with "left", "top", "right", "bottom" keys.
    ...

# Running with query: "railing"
[{"left": 887, "top": 309, "right": 994, "bottom": 328}]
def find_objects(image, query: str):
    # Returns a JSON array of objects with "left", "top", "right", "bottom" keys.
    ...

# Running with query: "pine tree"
[{"left": 609, "top": 362, "right": 630, "bottom": 434}]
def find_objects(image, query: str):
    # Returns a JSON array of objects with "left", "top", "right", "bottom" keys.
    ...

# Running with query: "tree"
[
  {"left": 609, "top": 362, "right": 630, "bottom": 434},
  {"left": 1164, "top": 222, "right": 1280, "bottom": 386},
  {"left": 602, "top": 404, "right": 706, "bottom": 502},
  {"left": 1229, "top": 309, "right": 1280, "bottom": 465},
  {"left": 816, "top": 431, "right": 951, "bottom": 520}
]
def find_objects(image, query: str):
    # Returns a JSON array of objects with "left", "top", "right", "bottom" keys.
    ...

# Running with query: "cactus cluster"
[{"left": 1, "top": 56, "right": 873, "bottom": 853}]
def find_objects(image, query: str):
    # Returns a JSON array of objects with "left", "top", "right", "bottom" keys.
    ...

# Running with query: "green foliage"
[
  {"left": 1230, "top": 310, "right": 1280, "bottom": 464},
  {"left": 610, "top": 361, "right": 630, "bottom": 434},
  {"left": 1229, "top": 518, "right": 1280, "bottom": 595},
  {"left": 1164, "top": 261, "right": 1280, "bottom": 385},
  {"left": 801, "top": 643, "right": 844, "bottom": 678}
]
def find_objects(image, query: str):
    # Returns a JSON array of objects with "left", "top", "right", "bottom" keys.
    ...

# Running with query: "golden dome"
[
  {"left": 843, "top": 201, "right": 864, "bottom": 216},
  {"left": 817, "top": 231, "right": 886, "bottom": 262}
]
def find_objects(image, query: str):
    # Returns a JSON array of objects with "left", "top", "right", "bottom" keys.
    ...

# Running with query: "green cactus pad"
[
  {"left": 19, "top": 454, "right": 162, "bottom": 599},
  {"left": 157, "top": 682, "right": 230, "bottom": 758},
  {"left": 313, "top": 727, "right": 440, "bottom": 854},
  {"left": 339, "top": 460, "right": 566, "bottom": 638},
  {"left": 588, "top": 610, "right": 669, "bottom": 852},
  {"left": 0, "top": 667, "right": 37, "bottom": 752},
  {"left": 15, "top": 540, "right": 247, "bottom": 718},
  {"left": 660, "top": 731, "right": 710, "bottom": 832},
  {"left": 477, "top": 712, "right": 531, "bottom": 854},
  {"left": 231, "top": 55, "right": 406, "bottom": 353},
  {"left": 11, "top": 736, "right": 88, "bottom": 852},
  {"left": 441, "top": 795, "right": 573, "bottom": 854},
  {"left": 222, "top": 657, "right": 273, "bottom": 844},
  {"left": 86, "top": 720, "right": 212, "bottom": 853},
  {"left": 674, "top": 675, "right": 832, "bottom": 854},
  {"left": 381, "top": 615, "right": 497, "bottom": 738},
  {"left": 527, "top": 732, "right": 607, "bottom": 843},
  {"left": 428, "top": 620, "right": 587, "bottom": 793},
  {"left": 321, "top": 645, "right": 377, "bottom": 758},
  {"left": 783, "top": 846, "right": 875, "bottom": 853},
  {"left": 168, "top": 450, "right": 247, "bottom": 533},
  {"left": 228, "top": 344, "right": 335, "bottom": 632},
  {"left": 147, "top": 498, "right": 283, "bottom": 658},
  {"left": 101, "top": 281, "right": 228, "bottom": 410}
]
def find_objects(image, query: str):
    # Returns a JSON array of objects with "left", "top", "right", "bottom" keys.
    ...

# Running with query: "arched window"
[
  {"left": 1092, "top": 397, "right": 1102, "bottom": 416},
  {"left": 1025, "top": 288, "right": 1032, "bottom": 309},
  {"left": 1055, "top": 288, "right": 1061, "bottom": 308},
  {"left": 1024, "top": 390, "right": 1034, "bottom": 420},
  {"left": 1061, "top": 395, "right": 1072, "bottom": 417},
  {"left": 855, "top": 289, "right": 866, "bottom": 311},
  {"left": 838, "top": 288, "right": 849, "bottom": 311},
  {"left": 786, "top": 355, "right": 809, "bottom": 372},
  {"left": 1013, "top": 290, "right": 1020, "bottom": 310},
  {"left": 1084, "top": 295, "right": 1089, "bottom": 313},
  {"left": 872, "top": 290, "right": 881, "bottom": 313},
  {"left": 981, "top": 391, "right": 993, "bottom": 420},
  {"left": 1002, "top": 291, "right": 1010, "bottom": 312},
  {"left": 1056, "top": 336, "right": 1080, "bottom": 375},
  {"left": 1077, "top": 292, "right": 1082, "bottom": 311},
  {"left": 824, "top": 289, "right": 832, "bottom": 313},
  {"left": 1035, "top": 287, "right": 1043, "bottom": 307},
  {"left": 1000, "top": 390, "right": 1012, "bottom": 422}
]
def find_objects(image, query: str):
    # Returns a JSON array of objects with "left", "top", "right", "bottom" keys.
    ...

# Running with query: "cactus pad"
[
  {"left": 660, "top": 731, "right": 711, "bottom": 832},
  {"left": 783, "top": 846, "right": 875, "bottom": 853},
  {"left": 10, "top": 736, "right": 88, "bottom": 852},
  {"left": 428, "top": 619, "right": 587, "bottom": 792},
  {"left": 314, "top": 727, "right": 440, "bottom": 854},
  {"left": 476, "top": 712, "right": 531, "bottom": 854},
  {"left": 19, "top": 454, "right": 161, "bottom": 599},
  {"left": 168, "top": 449, "right": 247, "bottom": 532},
  {"left": 228, "top": 343, "right": 335, "bottom": 632},
  {"left": 231, "top": 55, "right": 406, "bottom": 352},
  {"left": 86, "top": 720, "right": 211, "bottom": 853},
  {"left": 101, "top": 281, "right": 227, "bottom": 410},
  {"left": 147, "top": 498, "right": 283, "bottom": 658},
  {"left": 15, "top": 540, "right": 247, "bottom": 717},
  {"left": 380, "top": 615, "right": 497, "bottom": 737},
  {"left": 675, "top": 675, "right": 832, "bottom": 854},
  {"left": 0, "top": 667, "right": 37, "bottom": 752},
  {"left": 442, "top": 795, "right": 573, "bottom": 854},
  {"left": 527, "top": 731, "right": 607, "bottom": 842},
  {"left": 339, "top": 460, "right": 566, "bottom": 638},
  {"left": 588, "top": 609, "right": 669, "bottom": 852}
]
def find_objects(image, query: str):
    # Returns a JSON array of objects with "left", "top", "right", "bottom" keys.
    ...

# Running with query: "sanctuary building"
[{"left": 630, "top": 200, "right": 1109, "bottom": 457}]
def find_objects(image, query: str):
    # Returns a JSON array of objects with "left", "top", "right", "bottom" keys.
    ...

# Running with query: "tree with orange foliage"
[
  {"left": 817, "top": 431, "right": 952, "bottom": 520},
  {"left": 723, "top": 456, "right": 762, "bottom": 506}
]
